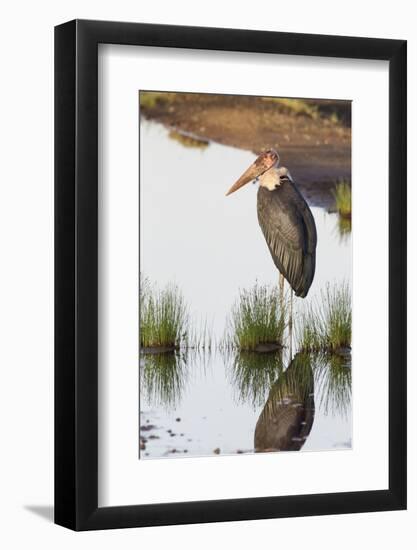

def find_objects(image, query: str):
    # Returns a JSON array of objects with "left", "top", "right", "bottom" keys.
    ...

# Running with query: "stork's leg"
[
  {"left": 279, "top": 273, "right": 285, "bottom": 314},
  {"left": 279, "top": 274, "right": 285, "bottom": 356},
  {"left": 289, "top": 289, "right": 293, "bottom": 359}
]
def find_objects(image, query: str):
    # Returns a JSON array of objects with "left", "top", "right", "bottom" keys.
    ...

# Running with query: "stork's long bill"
[{"left": 225, "top": 149, "right": 279, "bottom": 196}]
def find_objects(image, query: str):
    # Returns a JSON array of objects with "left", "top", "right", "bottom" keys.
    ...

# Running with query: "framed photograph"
[{"left": 55, "top": 20, "right": 407, "bottom": 530}]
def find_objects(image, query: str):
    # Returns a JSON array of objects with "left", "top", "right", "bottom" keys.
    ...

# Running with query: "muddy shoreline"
[{"left": 141, "top": 94, "right": 351, "bottom": 208}]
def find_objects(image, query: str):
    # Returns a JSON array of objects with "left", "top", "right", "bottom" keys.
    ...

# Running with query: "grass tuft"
[
  {"left": 297, "top": 282, "right": 351, "bottom": 353},
  {"left": 139, "top": 91, "right": 178, "bottom": 110},
  {"left": 333, "top": 180, "right": 352, "bottom": 218},
  {"left": 140, "top": 277, "right": 189, "bottom": 349},
  {"left": 224, "top": 282, "right": 286, "bottom": 351},
  {"left": 262, "top": 97, "right": 319, "bottom": 119}
]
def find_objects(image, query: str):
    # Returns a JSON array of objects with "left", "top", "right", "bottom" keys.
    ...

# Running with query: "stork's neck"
[
  {"left": 258, "top": 167, "right": 280, "bottom": 191},
  {"left": 258, "top": 166, "right": 293, "bottom": 191}
]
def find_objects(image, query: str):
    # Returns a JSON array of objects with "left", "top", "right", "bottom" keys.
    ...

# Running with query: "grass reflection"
[
  {"left": 225, "top": 347, "right": 351, "bottom": 452},
  {"left": 168, "top": 130, "right": 209, "bottom": 149},
  {"left": 337, "top": 214, "right": 352, "bottom": 239},
  {"left": 140, "top": 348, "right": 212, "bottom": 410},
  {"left": 140, "top": 350, "right": 189, "bottom": 410},
  {"left": 225, "top": 350, "right": 283, "bottom": 408},
  {"left": 314, "top": 351, "right": 352, "bottom": 417}
]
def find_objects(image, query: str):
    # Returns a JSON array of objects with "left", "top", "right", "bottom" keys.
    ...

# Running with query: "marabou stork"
[{"left": 226, "top": 149, "right": 317, "bottom": 352}]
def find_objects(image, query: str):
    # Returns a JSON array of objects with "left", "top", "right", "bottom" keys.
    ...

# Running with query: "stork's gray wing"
[{"left": 257, "top": 180, "right": 317, "bottom": 297}]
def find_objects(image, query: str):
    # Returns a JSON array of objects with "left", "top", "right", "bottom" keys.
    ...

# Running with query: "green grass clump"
[
  {"left": 262, "top": 97, "right": 319, "bottom": 119},
  {"left": 225, "top": 282, "right": 286, "bottom": 351},
  {"left": 297, "top": 307, "right": 325, "bottom": 352},
  {"left": 324, "top": 283, "right": 351, "bottom": 350},
  {"left": 298, "top": 282, "right": 351, "bottom": 353},
  {"left": 139, "top": 91, "right": 178, "bottom": 110},
  {"left": 140, "top": 278, "right": 189, "bottom": 349},
  {"left": 333, "top": 180, "right": 352, "bottom": 218}
]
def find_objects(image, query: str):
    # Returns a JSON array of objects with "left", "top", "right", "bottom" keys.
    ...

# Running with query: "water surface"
[{"left": 140, "top": 122, "right": 352, "bottom": 459}]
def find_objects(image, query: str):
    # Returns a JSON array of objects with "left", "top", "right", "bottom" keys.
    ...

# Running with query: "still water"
[{"left": 140, "top": 122, "right": 352, "bottom": 459}]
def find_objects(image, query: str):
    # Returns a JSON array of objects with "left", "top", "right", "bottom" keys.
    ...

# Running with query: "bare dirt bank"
[{"left": 141, "top": 94, "right": 351, "bottom": 208}]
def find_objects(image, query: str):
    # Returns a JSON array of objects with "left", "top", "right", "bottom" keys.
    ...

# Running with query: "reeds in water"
[
  {"left": 224, "top": 282, "right": 286, "bottom": 352},
  {"left": 298, "top": 282, "right": 351, "bottom": 353},
  {"left": 140, "top": 277, "right": 189, "bottom": 350},
  {"left": 333, "top": 180, "right": 352, "bottom": 218}
]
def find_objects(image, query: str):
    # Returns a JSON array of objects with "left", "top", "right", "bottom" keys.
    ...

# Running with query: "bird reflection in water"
[{"left": 254, "top": 353, "right": 315, "bottom": 452}]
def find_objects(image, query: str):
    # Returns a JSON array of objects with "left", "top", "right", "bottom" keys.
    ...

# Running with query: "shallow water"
[{"left": 140, "top": 122, "right": 352, "bottom": 459}]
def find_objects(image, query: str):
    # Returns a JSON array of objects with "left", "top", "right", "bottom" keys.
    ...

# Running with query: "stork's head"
[{"left": 226, "top": 149, "right": 279, "bottom": 196}]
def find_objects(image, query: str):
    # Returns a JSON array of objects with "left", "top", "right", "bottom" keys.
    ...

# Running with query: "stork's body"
[
  {"left": 257, "top": 167, "right": 316, "bottom": 298},
  {"left": 226, "top": 149, "right": 317, "bottom": 353}
]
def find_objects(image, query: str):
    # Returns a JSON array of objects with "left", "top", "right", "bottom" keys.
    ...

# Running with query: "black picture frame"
[{"left": 55, "top": 19, "right": 407, "bottom": 531}]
